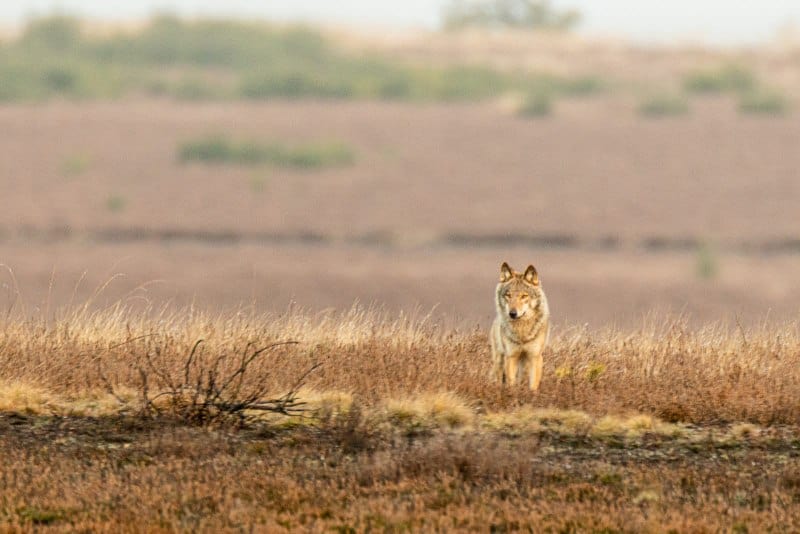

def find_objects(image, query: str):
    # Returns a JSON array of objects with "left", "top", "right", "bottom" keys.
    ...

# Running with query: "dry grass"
[
  {"left": 0, "top": 306, "right": 799, "bottom": 530},
  {"left": 0, "top": 411, "right": 797, "bottom": 531},
  {"left": 2, "top": 306, "right": 797, "bottom": 424}
]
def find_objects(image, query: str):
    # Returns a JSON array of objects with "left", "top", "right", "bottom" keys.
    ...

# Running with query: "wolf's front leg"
[
  {"left": 529, "top": 352, "right": 544, "bottom": 391},
  {"left": 490, "top": 357, "right": 506, "bottom": 384},
  {"left": 505, "top": 351, "right": 521, "bottom": 386},
  {"left": 490, "top": 340, "right": 506, "bottom": 384},
  {"left": 527, "top": 336, "right": 547, "bottom": 391}
]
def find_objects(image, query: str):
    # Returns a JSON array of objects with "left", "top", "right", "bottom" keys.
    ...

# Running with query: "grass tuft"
[
  {"left": 17, "top": 507, "right": 67, "bottom": 526},
  {"left": 383, "top": 392, "right": 474, "bottom": 429},
  {"left": 0, "top": 382, "right": 55, "bottom": 414},
  {"left": 531, "top": 408, "right": 594, "bottom": 434},
  {"left": 730, "top": 422, "right": 760, "bottom": 440}
]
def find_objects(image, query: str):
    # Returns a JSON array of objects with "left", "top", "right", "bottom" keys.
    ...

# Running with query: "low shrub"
[{"left": 179, "top": 136, "right": 356, "bottom": 169}]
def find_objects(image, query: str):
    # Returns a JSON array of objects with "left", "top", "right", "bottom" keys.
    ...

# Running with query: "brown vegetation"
[
  {"left": 1, "top": 307, "right": 798, "bottom": 424},
  {"left": 0, "top": 308, "right": 798, "bottom": 530},
  {"left": 2, "top": 414, "right": 797, "bottom": 532}
]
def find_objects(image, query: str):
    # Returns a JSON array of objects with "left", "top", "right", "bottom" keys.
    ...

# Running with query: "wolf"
[{"left": 490, "top": 262, "right": 550, "bottom": 390}]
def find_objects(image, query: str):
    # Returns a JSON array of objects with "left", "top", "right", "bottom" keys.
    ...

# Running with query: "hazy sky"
[{"left": 3, "top": 1, "right": 800, "bottom": 45}]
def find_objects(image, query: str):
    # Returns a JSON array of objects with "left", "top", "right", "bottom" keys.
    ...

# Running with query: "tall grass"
[
  {"left": 0, "top": 305, "right": 797, "bottom": 530},
  {"left": 0, "top": 305, "right": 798, "bottom": 425}
]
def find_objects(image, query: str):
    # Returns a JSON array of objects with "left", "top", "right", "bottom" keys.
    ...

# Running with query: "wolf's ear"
[
  {"left": 524, "top": 265, "right": 539, "bottom": 286},
  {"left": 500, "top": 262, "right": 513, "bottom": 282}
]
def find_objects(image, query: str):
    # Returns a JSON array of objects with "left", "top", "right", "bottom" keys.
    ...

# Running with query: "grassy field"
[
  {"left": 0, "top": 307, "right": 798, "bottom": 530},
  {"left": 1, "top": 17, "right": 798, "bottom": 529}
]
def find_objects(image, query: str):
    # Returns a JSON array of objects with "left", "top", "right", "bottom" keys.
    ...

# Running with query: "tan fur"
[{"left": 490, "top": 262, "right": 550, "bottom": 390}]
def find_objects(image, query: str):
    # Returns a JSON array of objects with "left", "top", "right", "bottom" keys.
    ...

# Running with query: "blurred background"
[{"left": 1, "top": 1, "right": 799, "bottom": 328}]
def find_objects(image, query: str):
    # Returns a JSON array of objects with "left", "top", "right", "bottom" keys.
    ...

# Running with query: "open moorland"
[
  {"left": 0, "top": 16, "right": 798, "bottom": 326},
  {"left": 0, "top": 308, "right": 799, "bottom": 530},
  {"left": 1, "top": 98, "right": 800, "bottom": 327},
  {"left": 0, "top": 16, "right": 799, "bottom": 531}
]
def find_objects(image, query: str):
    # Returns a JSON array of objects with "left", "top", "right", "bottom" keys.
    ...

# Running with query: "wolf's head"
[{"left": 495, "top": 262, "right": 544, "bottom": 321}]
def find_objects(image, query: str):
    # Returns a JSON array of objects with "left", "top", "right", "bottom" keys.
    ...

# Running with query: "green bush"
[
  {"left": 739, "top": 90, "right": 789, "bottom": 116},
  {"left": 442, "top": 0, "right": 581, "bottom": 31},
  {"left": 0, "top": 56, "right": 122, "bottom": 100},
  {"left": 696, "top": 242, "right": 718, "bottom": 280},
  {"left": 19, "top": 16, "right": 82, "bottom": 51},
  {"left": 430, "top": 66, "right": 509, "bottom": 101},
  {"left": 179, "top": 136, "right": 355, "bottom": 169},
  {"left": 0, "top": 15, "right": 604, "bottom": 104},
  {"left": 557, "top": 75, "right": 606, "bottom": 97},
  {"left": 60, "top": 153, "right": 92, "bottom": 177},
  {"left": 683, "top": 65, "right": 756, "bottom": 94},
  {"left": 638, "top": 94, "right": 690, "bottom": 117},
  {"left": 88, "top": 16, "right": 329, "bottom": 68},
  {"left": 239, "top": 71, "right": 354, "bottom": 100},
  {"left": 169, "top": 76, "right": 231, "bottom": 100},
  {"left": 517, "top": 92, "right": 553, "bottom": 117},
  {"left": 106, "top": 195, "right": 127, "bottom": 213}
]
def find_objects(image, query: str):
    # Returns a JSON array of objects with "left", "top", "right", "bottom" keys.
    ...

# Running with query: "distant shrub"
[
  {"left": 249, "top": 173, "right": 269, "bottom": 193},
  {"left": 60, "top": 153, "right": 91, "bottom": 177},
  {"left": 374, "top": 73, "right": 414, "bottom": 100},
  {"left": 41, "top": 66, "right": 77, "bottom": 92},
  {"left": 517, "top": 92, "right": 553, "bottom": 117},
  {"left": 638, "top": 94, "right": 689, "bottom": 117},
  {"left": 557, "top": 75, "right": 606, "bottom": 97},
  {"left": 683, "top": 65, "right": 756, "bottom": 95},
  {"left": 19, "top": 16, "right": 82, "bottom": 51},
  {"left": 517, "top": 72, "right": 606, "bottom": 101},
  {"left": 0, "top": 15, "right": 603, "bottom": 104},
  {"left": 695, "top": 242, "right": 718, "bottom": 280},
  {"left": 88, "top": 16, "right": 329, "bottom": 68},
  {"left": 106, "top": 195, "right": 126, "bottom": 213},
  {"left": 239, "top": 71, "right": 354, "bottom": 100},
  {"left": 739, "top": 90, "right": 789, "bottom": 116},
  {"left": 169, "top": 76, "right": 230, "bottom": 100},
  {"left": 430, "top": 65, "right": 510, "bottom": 101},
  {"left": 0, "top": 58, "right": 121, "bottom": 100},
  {"left": 0, "top": 61, "right": 43, "bottom": 101},
  {"left": 179, "top": 136, "right": 355, "bottom": 169},
  {"left": 443, "top": 0, "right": 581, "bottom": 31}
]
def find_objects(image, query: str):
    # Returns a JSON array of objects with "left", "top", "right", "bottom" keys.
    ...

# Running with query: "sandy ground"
[{"left": 1, "top": 99, "right": 799, "bottom": 328}]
